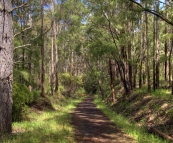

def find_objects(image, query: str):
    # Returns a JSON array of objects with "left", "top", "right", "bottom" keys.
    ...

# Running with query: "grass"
[
  {"left": 134, "top": 87, "right": 173, "bottom": 100},
  {"left": 94, "top": 94, "right": 170, "bottom": 143},
  {"left": 2, "top": 95, "right": 84, "bottom": 143}
]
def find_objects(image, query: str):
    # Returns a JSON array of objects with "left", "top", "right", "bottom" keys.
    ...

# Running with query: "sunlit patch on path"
[{"left": 72, "top": 95, "right": 136, "bottom": 143}]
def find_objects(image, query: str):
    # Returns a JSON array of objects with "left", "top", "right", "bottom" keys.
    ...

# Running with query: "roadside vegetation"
[
  {"left": 94, "top": 87, "right": 173, "bottom": 143},
  {"left": 2, "top": 93, "right": 85, "bottom": 143},
  {"left": 2, "top": 1, "right": 173, "bottom": 142}
]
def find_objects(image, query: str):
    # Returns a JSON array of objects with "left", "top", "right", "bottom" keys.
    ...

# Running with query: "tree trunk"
[
  {"left": 28, "top": 51, "right": 32, "bottom": 91},
  {"left": 145, "top": 5, "right": 151, "bottom": 92},
  {"left": 0, "top": 0, "right": 13, "bottom": 134},
  {"left": 128, "top": 38, "right": 132, "bottom": 90},
  {"left": 109, "top": 58, "right": 115, "bottom": 102},
  {"left": 153, "top": 12, "right": 156, "bottom": 91},
  {"left": 50, "top": 0, "right": 59, "bottom": 93},
  {"left": 70, "top": 49, "right": 74, "bottom": 92},
  {"left": 169, "top": 38, "right": 173, "bottom": 95},
  {"left": 165, "top": 31, "right": 168, "bottom": 81},
  {"left": 41, "top": 0, "right": 45, "bottom": 97},
  {"left": 139, "top": 14, "right": 144, "bottom": 88},
  {"left": 133, "top": 64, "right": 137, "bottom": 89},
  {"left": 54, "top": 21, "right": 59, "bottom": 93},
  {"left": 155, "top": 1, "right": 160, "bottom": 89},
  {"left": 165, "top": 0, "right": 168, "bottom": 81},
  {"left": 51, "top": 28, "right": 54, "bottom": 95},
  {"left": 127, "top": 4, "right": 132, "bottom": 90},
  {"left": 117, "top": 61, "right": 131, "bottom": 95}
]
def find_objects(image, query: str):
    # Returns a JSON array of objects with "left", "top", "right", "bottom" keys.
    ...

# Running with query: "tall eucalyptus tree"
[{"left": 0, "top": 0, "right": 13, "bottom": 134}]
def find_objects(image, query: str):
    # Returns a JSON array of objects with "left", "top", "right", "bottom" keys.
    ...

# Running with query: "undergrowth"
[
  {"left": 134, "top": 87, "right": 173, "bottom": 100},
  {"left": 2, "top": 95, "right": 84, "bottom": 143},
  {"left": 94, "top": 95, "right": 170, "bottom": 143}
]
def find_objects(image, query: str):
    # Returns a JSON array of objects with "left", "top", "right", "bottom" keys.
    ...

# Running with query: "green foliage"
[
  {"left": 74, "top": 76, "right": 83, "bottom": 87},
  {"left": 60, "top": 72, "right": 83, "bottom": 87},
  {"left": 151, "top": 88, "right": 172, "bottom": 99},
  {"left": 3, "top": 96, "right": 84, "bottom": 143},
  {"left": 32, "top": 90, "right": 41, "bottom": 99},
  {"left": 83, "top": 70, "right": 99, "bottom": 94},
  {"left": 75, "top": 87, "right": 86, "bottom": 96},
  {"left": 12, "top": 82, "right": 34, "bottom": 121},
  {"left": 94, "top": 95, "right": 170, "bottom": 143},
  {"left": 14, "top": 69, "right": 30, "bottom": 83},
  {"left": 60, "top": 72, "right": 73, "bottom": 86}
]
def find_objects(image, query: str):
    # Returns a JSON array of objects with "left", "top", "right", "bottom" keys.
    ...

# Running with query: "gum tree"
[{"left": 0, "top": 0, "right": 13, "bottom": 134}]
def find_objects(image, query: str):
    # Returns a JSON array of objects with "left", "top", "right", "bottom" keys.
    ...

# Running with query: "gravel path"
[{"left": 71, "top": 95, "right": 136, "bottom": 143}]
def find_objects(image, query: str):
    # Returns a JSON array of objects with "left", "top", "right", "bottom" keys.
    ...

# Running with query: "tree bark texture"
[
  {"left": 0, "top": 0, "right": 13, "bottom": 134},
  {"left": 155, "top": 2, "right": 160, "bottom": 89},
  {"left": 109, "top": 58, "right": 115, "bottom": 102},
  {"left": 153, "top": 13, "right": 156, "bottom": 91},
  {"left": 165, "top": 0, "right": 169, "bottom": 81},
  {"left": 51, "top": 28, "right": 54, "bottom": 95},
  {"left": 116, "top": 61, "right": 131, "bottom": 95},
  {"left": 54, "top": 20, "right": 58, "bottom": 93},
  {"left": 139, "top": 14, "right": 144, "bottom": 88},
  {"left": 145, "top": 8, "right": 151, "bottom": 92},
  {"left": 41, "top": 0, "right": 45, "bottom": 97}
]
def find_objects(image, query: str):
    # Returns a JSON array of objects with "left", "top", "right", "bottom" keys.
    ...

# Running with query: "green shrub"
[
  {"left": 12, "top": 82, "right": 34, "bottom": 121},
  {"left": 60, "top": 72, "right": 83, "bottom": 87},
  {"left": 32, "top": 90, "right": 41, "bottom": 99},
  {"left": 75, "top": 87, "right": 86, "bottom": 96},
  {"left": 60, "top": 72, "right": 72, "bottom": 86}
]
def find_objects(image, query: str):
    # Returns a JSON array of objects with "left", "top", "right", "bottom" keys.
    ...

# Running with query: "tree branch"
[
  {"left": 13, "top": 3, "right": 29, "bottom": 11},
  {"left": 14, "top": 44, "right": 31, "bottom": 50},
  {"left": 129, "top": 0, "right": 173, "bottom": 26},
  {"left": 44, "top": 21, "right": 53, "bottom": 35},
  {"left": 14, "top": 27, "right": 32, "bottom": 37}
]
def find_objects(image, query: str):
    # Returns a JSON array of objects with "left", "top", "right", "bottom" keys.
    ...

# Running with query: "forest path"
[{"left": 71, "top": 95, "right": 136, "bottom": 143}]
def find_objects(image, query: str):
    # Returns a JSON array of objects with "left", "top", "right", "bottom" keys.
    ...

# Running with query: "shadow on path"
[{"left": 71, "top": 95, "right": 136, "bottom": 143}]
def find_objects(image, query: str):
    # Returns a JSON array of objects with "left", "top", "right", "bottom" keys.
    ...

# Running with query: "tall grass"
[
  {"left": 94, "top": 95, "right": 170, "bottom": 143},
  {"left": 2, "top": 96, "right": 83, "bottom": 143}
]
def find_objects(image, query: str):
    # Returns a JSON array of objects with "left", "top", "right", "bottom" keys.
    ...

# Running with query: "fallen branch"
[{"left": 148, "top": 127, "right": 173, "bottom": 142}]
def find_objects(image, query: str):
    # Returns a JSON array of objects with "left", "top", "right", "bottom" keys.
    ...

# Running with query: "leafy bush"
[
  {"left": 60, "top": 72, "right": 83, "bottom": 87},
  {"left": 13, "top": 82, "right": 34, "bottom": 121},
  {"left": 60, "top": 72, "right": 72, "bottom": 86},
  {"left": 32, "top": 90, "right": 41, "bottom": 99},
  {"left": 75, "top": 87, "right": 86, "bottom": 96},
  {"left": 59, "top": 73, "right": 84, "bottom": 96}
]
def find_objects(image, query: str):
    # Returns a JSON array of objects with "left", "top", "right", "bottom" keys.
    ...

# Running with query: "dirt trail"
[{"left": 71, "top": 95, "right": 136, "bottom": 143}]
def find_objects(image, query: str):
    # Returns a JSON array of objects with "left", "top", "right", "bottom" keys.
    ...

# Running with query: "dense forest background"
[
  {"left": 1, "top": 0, "right": 173, "bottom": 141},
  {"left": 12, "top": 0, "right": 173, "bottom": 100}
]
